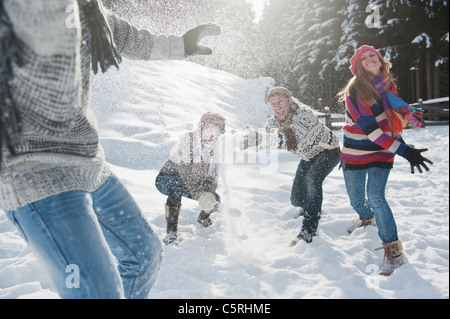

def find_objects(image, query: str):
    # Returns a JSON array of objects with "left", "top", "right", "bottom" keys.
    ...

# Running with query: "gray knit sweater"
[{"left": 0, "top": 0, "right": 185, "bottom": 211}]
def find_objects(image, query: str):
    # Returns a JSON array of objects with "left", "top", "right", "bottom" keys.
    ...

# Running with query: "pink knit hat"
[{"left": 350, "top": 45, "right": 382, "bottom": 76}]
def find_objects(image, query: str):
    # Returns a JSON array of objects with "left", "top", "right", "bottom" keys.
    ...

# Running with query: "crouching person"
[{"left": 156, "top": 112, "right": 226, "bottom": 245}]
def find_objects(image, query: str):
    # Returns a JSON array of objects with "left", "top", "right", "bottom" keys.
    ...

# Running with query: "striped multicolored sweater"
[{"left": 341, "top": 87, "right": 411, "bottom": 170}]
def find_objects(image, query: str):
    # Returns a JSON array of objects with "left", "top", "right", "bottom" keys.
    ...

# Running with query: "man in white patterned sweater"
[
  {"left": 0, "top": 0, "right": 220, "bottom": 298},
  {"left": 241, "top": 87, "right": 341, "bottom": 244}
]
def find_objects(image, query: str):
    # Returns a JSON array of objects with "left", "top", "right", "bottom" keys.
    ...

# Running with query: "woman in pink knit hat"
[{"left": 337, "top": 45, "right": 433, "bottom": 276}]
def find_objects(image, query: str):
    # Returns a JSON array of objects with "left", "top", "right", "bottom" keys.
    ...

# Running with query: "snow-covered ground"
[{"left": 0, "top": 60, "right": 448, "bottom": 299}]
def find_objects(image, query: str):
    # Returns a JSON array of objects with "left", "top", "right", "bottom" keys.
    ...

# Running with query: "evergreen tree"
[
  {"left": 194, "top": 0, "right": 262, "bottom": 79},
  {"left": 335, "top": 0, "right": 371, "bottom": 72},
  {"left": 408, "top": 0, "right": 449, "bottom": 100},
  {"left": 103, "top": 0, "right": 449, "bottom": 105},
  {"left": 290, "top": 0, "right": 347, "bottom": 111},
  {"left": 258, "top": 0, "right": 298, "bottom": 87},
  {"left": 371, "top": 0, "right": 449, "bottom": 101}
]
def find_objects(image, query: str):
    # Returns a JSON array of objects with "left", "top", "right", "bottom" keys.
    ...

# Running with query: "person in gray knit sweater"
[{"left": 0, "top": 0, "right": 220, "bottom": 298}]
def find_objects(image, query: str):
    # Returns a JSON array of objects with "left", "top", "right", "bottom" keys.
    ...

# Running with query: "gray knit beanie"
[{"left": 266, "top": 87, "right": 292, "bottom": 100}]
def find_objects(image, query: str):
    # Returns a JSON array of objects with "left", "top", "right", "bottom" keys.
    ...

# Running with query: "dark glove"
[
  {"left": 284, "top": 128, "right": 298, "bottom": 152},
  {"left": 183, "top": 24, "right": 221, "bottom": 56},
  {"left": 405, "top": 147, "right": 433, "bottom": 174},
  {"left": 202, "top": 177, "right": 216, "bottom": 193}
]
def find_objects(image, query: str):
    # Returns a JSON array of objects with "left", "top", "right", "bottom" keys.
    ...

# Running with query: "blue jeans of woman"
[
  {"left": 290, "top": 148, "right": 341, "bottom": 233},
  {"left": 6, "top": 173, "right": 162, "bottom": 299},
  {"left": 342, "top": 163, "right": 398, "bottom": 243}
]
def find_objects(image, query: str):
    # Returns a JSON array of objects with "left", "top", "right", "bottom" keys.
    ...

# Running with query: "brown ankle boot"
[{"left": 376, "top": 240, "right": 408, "bottom": 276}]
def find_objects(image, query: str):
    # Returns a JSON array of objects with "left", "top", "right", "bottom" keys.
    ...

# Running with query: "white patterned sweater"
[
  {"left": 264, "top": 103, "right": 340, "bottom": 161},
  {"left": 0, "top": 0, "right": 185, "bottom": 211}
]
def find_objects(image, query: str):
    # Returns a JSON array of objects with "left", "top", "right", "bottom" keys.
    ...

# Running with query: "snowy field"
[{"left": 0, "top": 60, "right": 448, "bottom": 299}]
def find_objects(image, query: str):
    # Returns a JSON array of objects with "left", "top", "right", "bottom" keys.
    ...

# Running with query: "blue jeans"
[
  {"left": 6, "top": 173, "right": 162, "bottom": 299},
  {"left": 291, "top": 148, "right": 340, "bottom": 233},
  {"left": 342, "top": 163, "right": 398, "bottom": 243},
  {"left": 155, "top": 174, "right": 221, "bottom": 204}
]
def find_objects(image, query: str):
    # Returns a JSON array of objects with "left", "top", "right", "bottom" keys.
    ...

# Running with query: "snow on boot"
[
  {"left": 198, "top": 203, "right": 218, "bottom": 228},
  {"left": 347, "top": 216, "right": 376, "bottom": 234},
  {"left": 376, "top": 240, "right": 408, "bottom": 276},
  {"left": 163, "top": 204, "right": 181, "bottom": 245},
  {"left": 198, "top": 210, "right": 213, "bottom": 228},
  {"left": 163, "top": 231, "right": 178, "bottom": 245},
  {"left": 290, "top": 228, "right": 315, "bottom": 246}
]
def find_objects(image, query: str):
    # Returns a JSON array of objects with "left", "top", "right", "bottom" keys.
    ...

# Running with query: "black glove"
[
  {"left": 183, "top": 24, "right": 221, "bottom": 56},
  {"left": 405, "top": 147, "right": 433, "bottom": 174},
  {"left": 202, "top": 177, "right": 216, "bottom": 193}
]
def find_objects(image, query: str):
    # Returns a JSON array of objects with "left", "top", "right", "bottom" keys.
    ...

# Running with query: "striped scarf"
[{"left": 371, "top": 76, "right": 423, "bottom": 132}]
